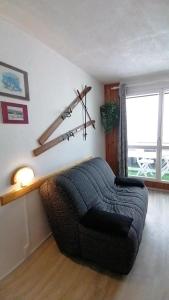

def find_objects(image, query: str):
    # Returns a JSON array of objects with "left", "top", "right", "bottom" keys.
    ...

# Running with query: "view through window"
[{"left": 127, "top": 91, "right": 169, "bottom": 182}]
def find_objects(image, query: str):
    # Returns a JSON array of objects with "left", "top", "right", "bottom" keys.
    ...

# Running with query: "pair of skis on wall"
[{"left": 33, "top": 86, "right": 95, "bottom": 156}]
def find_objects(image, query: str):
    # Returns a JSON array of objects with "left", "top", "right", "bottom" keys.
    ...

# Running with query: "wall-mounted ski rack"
[
  {"left": 61, "top": 108, "right": 72, "bottom": 120},
  {"left": 33, "top": 85, "right": 95, "bottom": 156}
]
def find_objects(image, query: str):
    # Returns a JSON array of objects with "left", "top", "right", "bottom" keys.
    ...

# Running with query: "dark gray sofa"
[{"left": 40, "top": 157, "right": 148, "bottom": 274}]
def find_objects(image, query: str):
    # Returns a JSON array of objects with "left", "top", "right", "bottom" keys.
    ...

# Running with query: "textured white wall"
[
  {"left": 0, "top": 17, "right": 105, "bottom": 192},
  {"left": 0, "top": 18, "right": 105, "bottom": 279}
]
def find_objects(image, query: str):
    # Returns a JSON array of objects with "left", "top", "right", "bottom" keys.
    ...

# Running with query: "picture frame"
[
  {"left": 0, "top": 62, "right": 30, "bottom": 100},
  {"left": 1, "top": 101, "right": 29, "bottom": 124}
]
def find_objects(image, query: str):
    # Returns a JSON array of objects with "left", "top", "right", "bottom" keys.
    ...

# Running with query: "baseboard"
[
  {"left": 148, "top": 187, "right": 169, "bottom": 193},
  {"left": 29, "top": 232, "right": 52, "bottom": 256},
  {"left": 0, "top": 258, "right": 25, "bottom": 281},
  {"left": 0, "top": 232, "right": 52, "bottom": 281}
]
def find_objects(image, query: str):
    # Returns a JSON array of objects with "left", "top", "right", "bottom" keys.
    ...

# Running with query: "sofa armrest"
[
  {"left": 80, "top": 208, "right": 133, "bottom": 237},
  {"left": 115, "top": 176, "right": 145, "bottom": 188}
]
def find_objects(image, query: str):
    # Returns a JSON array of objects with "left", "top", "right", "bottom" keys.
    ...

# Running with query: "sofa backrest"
[{"left": 56, "top": 157, "right": 115, "bottom": 217}]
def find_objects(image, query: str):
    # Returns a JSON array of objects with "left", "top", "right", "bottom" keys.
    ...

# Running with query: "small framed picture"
[
  {"left": 0, "top": 62, "right": 29, "bottom": 100},
  {"left": 1, "top": 101, "right": 29, "bottom": 124}
]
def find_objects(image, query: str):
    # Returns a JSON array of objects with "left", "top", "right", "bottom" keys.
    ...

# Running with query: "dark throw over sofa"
[{"left": 40, "top": 157, "right": 148, "bottom": 274}]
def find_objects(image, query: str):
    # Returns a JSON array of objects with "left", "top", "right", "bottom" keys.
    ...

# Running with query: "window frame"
[{"left": 126, "top": 86, "right": 169, "bottom": 183}]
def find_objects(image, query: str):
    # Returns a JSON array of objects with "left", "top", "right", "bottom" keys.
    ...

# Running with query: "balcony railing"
[{"left": 128, "top": 145, "right": 169, "bottom": 182}]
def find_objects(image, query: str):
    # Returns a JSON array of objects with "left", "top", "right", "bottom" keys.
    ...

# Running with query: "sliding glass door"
[{"left": 126, "top": 90, "right": 169, "bottom": 182}]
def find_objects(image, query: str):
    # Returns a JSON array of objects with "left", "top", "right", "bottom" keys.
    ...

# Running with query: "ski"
[
  {"left": 33, "top": 120, "right": 95, "bottom": 156},
  {"left": 38, "top": 86, "right": 92, "bottom": 145}
]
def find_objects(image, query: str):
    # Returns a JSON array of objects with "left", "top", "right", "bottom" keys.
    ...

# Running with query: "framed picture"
[
  {"left": 1, "top": 101, "right": 29, "bottom": 124},
  {"left": 0, "top": 62, "right": 29, "bottom": 100}
]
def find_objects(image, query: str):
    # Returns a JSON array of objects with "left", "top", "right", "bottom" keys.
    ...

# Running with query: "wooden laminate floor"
[{"left": 0, "top": 190, "right": 169, "bottom": 300}]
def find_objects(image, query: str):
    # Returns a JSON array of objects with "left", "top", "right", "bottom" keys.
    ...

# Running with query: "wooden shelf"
[{"left": 0, "top": 157, "right": 92, "bottom": 206}]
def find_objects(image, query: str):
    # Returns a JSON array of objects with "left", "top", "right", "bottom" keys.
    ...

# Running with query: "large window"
[{"left": 127, "top": 90, "right": 169, "bottom": 182}]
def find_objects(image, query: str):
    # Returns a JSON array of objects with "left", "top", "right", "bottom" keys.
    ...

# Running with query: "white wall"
[
  {"left": 0, "top": 17, "right": 105, "bottom": 193},
  {"left": 0, "top": 190, "right": 51, "bottom": 280},
  {"left": 0, "top": 18, "right": 105, "bottom": 279}
]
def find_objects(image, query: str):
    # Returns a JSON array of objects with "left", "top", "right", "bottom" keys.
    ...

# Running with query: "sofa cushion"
[
  {"left": 80, "top": 207, "right": 133, "bottom": 237},
  {"left": 56, "top": 157, "right": 116, "bottom": 216},
  {"left": 115, "top": 176, "right": 145, "bottom": 187}
]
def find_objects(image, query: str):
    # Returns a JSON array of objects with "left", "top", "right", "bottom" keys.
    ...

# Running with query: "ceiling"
[{"left": 1, "top": 0, "right": 169, "bottom": 83}]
